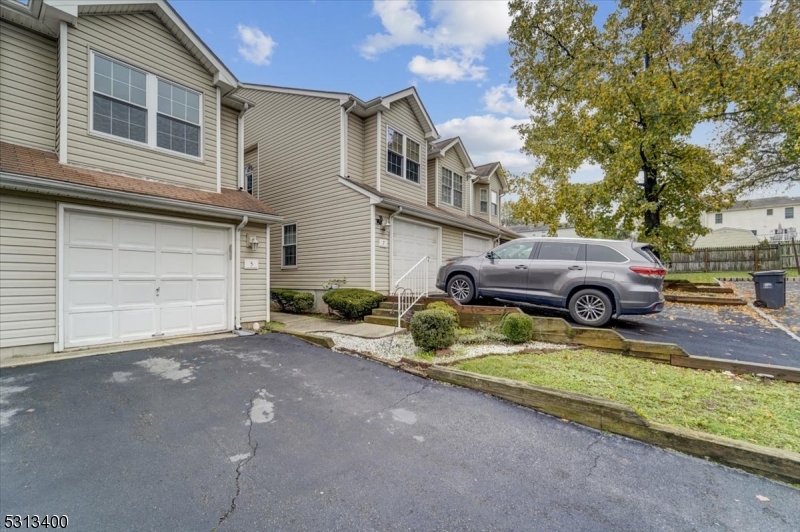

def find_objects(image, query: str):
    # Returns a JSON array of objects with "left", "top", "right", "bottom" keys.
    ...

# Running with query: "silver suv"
[{"left": 435, "top": 238, "right": 666, "bottom": 327}]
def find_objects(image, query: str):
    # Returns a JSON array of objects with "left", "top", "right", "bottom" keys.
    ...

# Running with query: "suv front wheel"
[
  {"left": 447, "top": 274, "right": 475, "bottom": 305},
  {"left": 568, "top": 289, "right": 613, "bottom": 327}
]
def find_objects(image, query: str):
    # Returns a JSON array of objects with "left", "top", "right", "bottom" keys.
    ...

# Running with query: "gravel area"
[{"left": 317, "top": 331, "right": 571, "bottom": 364}]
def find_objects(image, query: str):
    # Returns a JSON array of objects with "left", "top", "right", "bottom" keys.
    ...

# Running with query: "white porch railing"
[{"left": 394, "top": 256, "right": 431, "bottom": 328}]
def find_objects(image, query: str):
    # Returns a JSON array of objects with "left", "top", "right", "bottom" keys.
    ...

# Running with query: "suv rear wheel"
[
  {"left": 447, "top": 274, "right": 475, "bottom": 304},
  {"left": 568, "top": 289, "right": 613, "bottom": 327}
]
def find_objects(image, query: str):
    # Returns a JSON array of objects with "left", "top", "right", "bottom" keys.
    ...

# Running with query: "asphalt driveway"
[
  {"left": 515, "top": 302, "right": 800, "bottom": 368},
  {"left": 1, "top": 335, "right": 798, "bottom": 531}
]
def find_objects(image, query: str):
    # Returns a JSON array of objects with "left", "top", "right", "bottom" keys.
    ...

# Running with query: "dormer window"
[
  {"left": 91, "top": 51, "right": 202, "bottom": 159},
  {"left": 386, "top": 126, "right": 420, "bottom": 183},
  {"left": 245, "top": 165, "right": 254, "bottom": 195},
  {"left": 480, "top": 188, "right": 488, "bottom": 213}
]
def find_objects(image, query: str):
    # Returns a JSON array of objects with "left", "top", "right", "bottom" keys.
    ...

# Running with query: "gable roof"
[
  {"left": 726, "top": 196, "right": 800, "bottom": 212},
  {"left": 428, "top": 137, "right": 474, "bottom": 172},
  {"left": 472, "top": 161, "right": 509, "bottom": 190},
  {"left": 0, "top": 142, "right": 280, "bottom": 222},
  {"left": 693, "top": 228, "right": 759, "bottom": 249},
  {"left": 240, "top": 84, "right": 439, "bottom": 140},
  {"left": 21, "top": 1, "right": 239, "bottom": 91}
]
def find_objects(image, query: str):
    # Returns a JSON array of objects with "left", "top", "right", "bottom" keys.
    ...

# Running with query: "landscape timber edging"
[
  {"left": 426, "top": 366, "right": 800, "bottom": 485},
  {"left": 285, "top": 332, "right": 335, "bottom": 349},
  {"left": 664, "top": 294, "right": 746, "bottom": 306}
]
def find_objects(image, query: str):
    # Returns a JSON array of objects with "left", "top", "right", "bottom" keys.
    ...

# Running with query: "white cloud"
[
  {"left": 758, "top": 0, "right": 772, "bottom": 17},
  {"left": 360, "top": 0, "right": 510, "bottom": 82},
  {"left": 436, "top": 114, "right": 534, "bottom": 172},
  {"left": 483, "top": 85, "right": 528, "bottom": 118},
  {"left": 236, "top": 24, "right": 276, "bottom": 66},
  {"left": 408, "top": 56, "right": 487, "bottom": 82}
]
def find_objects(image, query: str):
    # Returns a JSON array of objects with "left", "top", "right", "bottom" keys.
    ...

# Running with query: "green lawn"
[
  {"left": 455, "top": 350, "right": 800, "bottom": 452},
  {"left": 666, "top": 269, "right": 799, "bottom": 283}
]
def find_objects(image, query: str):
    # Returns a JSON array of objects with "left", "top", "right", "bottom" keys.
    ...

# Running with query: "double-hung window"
[
  {"left": 282, "top": 224, "right": 297, "bottom": 267},
  {"left": 786, "top": 207, "right": 795, "bottom": 220},
  {"left": 479, "top": 188, "right": 488, "bottom": 213},
  {"left": 91, "top": 52, "right": 202, "bottom": 158},
  {"left": 491, "top": 191, "right": 498, "bottom": 216},
  {"left": 714, "top": 213, "right": 723, "bottom": 224},
  {"left": 386, "top": 127, "right": 420, "bottom": 183},
  {"left": 441, "top": 168, "right": 463, "bottom": 208}
]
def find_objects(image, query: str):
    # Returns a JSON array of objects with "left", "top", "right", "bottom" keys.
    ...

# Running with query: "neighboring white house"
[
  {"left": 508, "top": 224, "right": 578, "bottom": 238},
  {"left": 703, "top": 197, "right": 799, "bottom": 243}
]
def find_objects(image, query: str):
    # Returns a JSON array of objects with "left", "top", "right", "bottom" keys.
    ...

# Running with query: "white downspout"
[
  {"left": 58, "top": 21, "right": 68, "bottom": 164},
  {"left": 216, "top": 87, "right": 221, "bottom": 192},
  {"left": 388, "top": 206, "right": 404, "bottom": 292},
  {"left": 235, "top": 215, "right": 248, "bottom": 329},
  {"left": 237, "top": 103, "right": 250, "bottom": 189},
  {"left": 370, "top": 204, "right": 376, "bottom": 291},
  {"left": 265, "top": 224, "right": 271, "bottom": 323}
]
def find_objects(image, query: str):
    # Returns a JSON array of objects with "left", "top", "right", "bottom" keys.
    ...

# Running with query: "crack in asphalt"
[
  {"left": 585, "top": 435, "right": 604, "bottom": 479},
  {"left": 385, "top": 383, "right": 429, "bottom": 411},
  {"left": 211, "top": 391, "right": 261, "bottom": 532}
]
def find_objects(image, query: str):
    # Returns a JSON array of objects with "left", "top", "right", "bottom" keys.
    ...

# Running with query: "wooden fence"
[{"left": 668, "top": 241, "right": 800, "bottom": 272}]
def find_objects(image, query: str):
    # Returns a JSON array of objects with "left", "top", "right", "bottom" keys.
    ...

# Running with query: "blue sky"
[{"left": 173, "top": 0, "right": 796, "bottom": 199}]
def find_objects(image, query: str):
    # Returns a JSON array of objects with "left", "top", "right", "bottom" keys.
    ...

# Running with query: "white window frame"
[
  {"left": 245, "top": 164, "right": 254, "bottom": 195},
  {"left": 479, "top": 188, "right": 488, "bottom": 213},
  {"left": 89, "top": 50, "right": 203, "bottom": 161},
  {"left": 491, "top": 191, "right": 498, "bottom": 216},
  {"left": 786, "top": 207, "right": 795, "bottom": 220},
  {"left": 440, "top": 167, "right": 463, "bottom": 208},
  {"left": 714, "top": 213, "right": 723, "bottom": 224},
  {"left": 766, "top": 208, "right": 773, "bottom": 216},
  {"left": 385, "top": 125, "right": 422, "bottom": 185},
  {"left": 281, "top": 223, "right": 297, "bottom": 269}
]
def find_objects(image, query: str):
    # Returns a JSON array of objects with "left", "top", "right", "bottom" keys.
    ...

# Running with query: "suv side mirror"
[{"left": 485, "top": 251, "right": 496, "bottom": 260}]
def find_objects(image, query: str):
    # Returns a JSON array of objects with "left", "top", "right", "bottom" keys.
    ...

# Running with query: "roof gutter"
[
  {"left": 377, "top": 198, "right": 498, "bottom": 238},
  {"left": 0, "top": 171, "right": 283, "bottom": 224}
]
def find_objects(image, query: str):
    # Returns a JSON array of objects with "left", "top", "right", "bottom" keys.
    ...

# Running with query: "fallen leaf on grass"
[{"left": 756, "top": 495, "right": 770, "bottom": 502}]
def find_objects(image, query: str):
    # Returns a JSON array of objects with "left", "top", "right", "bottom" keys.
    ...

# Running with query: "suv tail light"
[{"left": 629, "top": 266, "right": 667, "bottom": 278}]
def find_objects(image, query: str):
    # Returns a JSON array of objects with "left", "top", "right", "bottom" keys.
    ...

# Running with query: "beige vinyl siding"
[
  {"left": 473, "top": 184, "right": 490, "bottom": 222},
  {"left": 427, "top": 158, "right": 437, "bottom": 206},
  {"left": 241, "top": 89, "right": 371, "bottom": 292},
  {"left": 67, "top": 13, "right": 218, "bottom": 190},
  {"left": 438, "top": 148, "right": 468, "bottom": 217},
  {"left": 0, "top": 194, "right": 57, "bottom": 349},
  {"left": 489, "top": 172, "right": 503, "bottom": 225},
  {"left": 363, "top": 114, "right": 378, "bottom": 187},
  {"left": 220, "top": 106, "right": 239, "bottom": 189},
  {"left": 374, "top": 206, "right": 393, "bottom": 293},
  {"left": 380, "top": 99, "right": 427, "bottom": 205},
  {"left": 442, "top": 225, "right": 465, "bottom": 262},
  {"left": 240, "top": 223, "right": 267, "bottom": 323},
  {"left": 0, "top": 21, "right": 57, "bottom": 151},
  {"left": 347, "top": 113, "right": 364, "bottom": 181}
]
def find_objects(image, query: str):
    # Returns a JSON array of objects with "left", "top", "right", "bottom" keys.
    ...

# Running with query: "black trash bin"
[{"left": 749, "top": 270, "right": 786, "bottom": 309}]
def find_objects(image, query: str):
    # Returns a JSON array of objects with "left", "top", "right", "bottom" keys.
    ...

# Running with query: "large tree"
[
  {"left": 508, "top": 0, "right": 744, "bottom": 252},
  {"left": 721, "top": 0, "right": 799, "bottom": 192}
]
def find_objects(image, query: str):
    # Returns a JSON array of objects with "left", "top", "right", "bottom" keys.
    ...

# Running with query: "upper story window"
[
  {"left": 386, "top": 127, "right": 420, "bottom": 183},
  {"left": 441, "top": 168, "right": 463, "bottom": 208},
  {"left": 480, "top": 188, "right": 488, "bottom": 213},
  {"left": 714, "top": 213, "right": 723, "bottom": 224},
  {"left": 245, "top": 165, "right": 254, "bottom": 195},
  {"left": 491, "top": 191, "right": 498, "bottom": 216},
  {"left": 767, "top": 208, "right": 773, "bottom": 216},
  {"left": 787, "top": 207, "right": 795, "bottom": 219},
  {"left": 91, "top": 52, "right": 202, "bottom": 159},
  {"left": 282, "top": 224, "right": 297, "bottom": 268}
]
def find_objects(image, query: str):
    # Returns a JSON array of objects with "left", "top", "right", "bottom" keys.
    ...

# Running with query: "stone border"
[{"left": 426, "top": 366, "right": 800, "bottom": 485}]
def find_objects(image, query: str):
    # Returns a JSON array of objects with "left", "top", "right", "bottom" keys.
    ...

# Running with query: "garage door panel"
[
  {"left": 68, "top": 311, "right": 113, "bottom": 345},
  {"left": 68, "top": 247, "right": 113, "bottom": 277},
  {"left": 195, "top": 304, "right": 226, "bottom": 330},
  {"left": 392, "top": 220, "right": 439, "bottom": 288},
  {"left": 118, "top": 250, "right": 156, "bottom": 277},
  {"left": 117, "top": 309, "right": 157, "bottom": 338},
  {"left": 195, "top": 254, "right": 226, "bottom": 277},
  {"left": 160, "top": 252, "right": 192, "bottom": 276},
  {"left": 160, "top": 224, "right": 194, "bottom": 252},
  {"left": 194, "top": 228, "right": 227, "bottom": 253},
  {"left": 464, "top": 235, "right": 492, "bottom": 257},
  {"left": 118, "top": 280, "right": 157, "bottom": 307},
  {"left": 117, "top": 219, "right": 156, "bottom": 249},
  {"left": 160, "top": 307, "right": 193, "bottom": 334},
  {"left": 68, "top": 280, "right": 114, "bottom": 309},
  {"left": 160, "top": 280, "right": 193, "bottom": 304},
  {"left": 69, "top": 214, "right": 113, "bottom": 246},
  {"left": 197, "top": 279, "right": 226, "bottom": 302}
]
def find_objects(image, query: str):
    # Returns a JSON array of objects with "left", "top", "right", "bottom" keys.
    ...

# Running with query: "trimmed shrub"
[
  {"left": 323, "top": 288, "right": 384, "bottom": 320},
  {"left": 500, "top": 313, "right": 535, "bottom": 344},
  {"left": 426, "top": 301, "right": 459, "bottom": 326},
  {"left": 271, "top": 289, "right": 315, "bottom": 314},
  {"left": 410, "top": 309, "right": 457, "bottom": 350}
]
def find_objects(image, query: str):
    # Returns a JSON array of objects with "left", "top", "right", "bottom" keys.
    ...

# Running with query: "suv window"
[
  {"left": 491, "top": 242, "right": 535, "bottom": 260},
  {"left": 586, "top": 244, "right": 627, "bottom": 263},
  {"left": 536, "top": 242, "right": 583, "bottom": 261}
]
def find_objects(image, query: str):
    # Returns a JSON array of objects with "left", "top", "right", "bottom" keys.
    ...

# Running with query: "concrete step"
[
  {"left": 364, "top": 315, "right": 408, "bottom": 328},
  {"left": 371, "top": 308, "right": 399, "bottom": 317},
  {"left": 378, "top": 302, "right": 426, "bottom": 312}
]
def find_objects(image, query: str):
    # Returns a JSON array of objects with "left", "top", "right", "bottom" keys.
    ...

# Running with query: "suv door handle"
[
  {"left": 568, "top": 266, "right": 584, "bottom": 271},
  {"left": 515, "top": 265, "right": 528, "bottom": 270}
]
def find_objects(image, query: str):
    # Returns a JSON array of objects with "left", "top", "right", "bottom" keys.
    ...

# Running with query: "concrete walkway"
[{"left": 272, "top": 312, "right": 400, "bottom": 338}]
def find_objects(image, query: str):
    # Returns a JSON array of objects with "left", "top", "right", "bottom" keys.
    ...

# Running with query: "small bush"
[
  {"left": 410, "top": 309, "right": 457, "bottom": 350},
  {"left": 271, "top": 289, "right": 315, "bottom": 314},
  {"left": 323, "top": 288, "right": 384, "bottom": 320},
  {"left": 426, "top": 301, "right": 459, "bottom": 326},
  {"left": 501, "top": 313, "right": 535, "bottom": 344},
  {"left": 456, "top": 325, "right": 506, "bottom": 344}
]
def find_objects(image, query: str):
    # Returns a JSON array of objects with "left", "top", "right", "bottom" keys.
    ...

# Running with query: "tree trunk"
[{"left": 642, "top": 165, "right": 661, "bottom": 237}]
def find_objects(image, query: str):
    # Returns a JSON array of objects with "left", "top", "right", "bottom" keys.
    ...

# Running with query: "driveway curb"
[{"left": 425, "top": 366, "right": 800, "bottom": 485}]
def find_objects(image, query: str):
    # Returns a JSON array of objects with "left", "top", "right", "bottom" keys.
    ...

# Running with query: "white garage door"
[
  {"left": 63, "top": 211, "right": 230, "bottom": 348},
  {"left": 463, "top": 234, "right": 493, "bottom": 257},
  {"left": 392, "top": 219, "right": 439, "bottom": 289}
]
